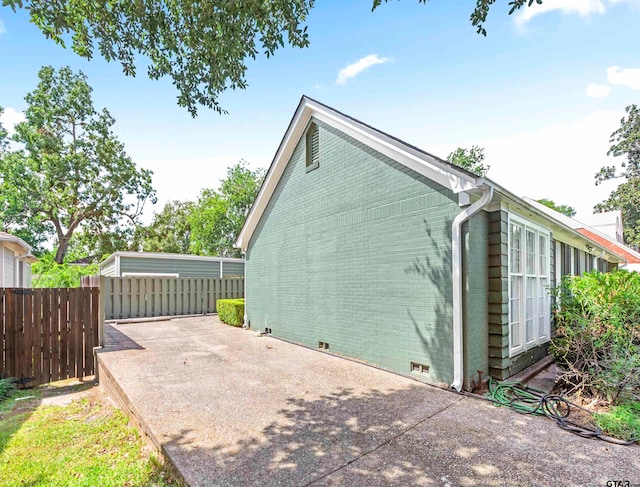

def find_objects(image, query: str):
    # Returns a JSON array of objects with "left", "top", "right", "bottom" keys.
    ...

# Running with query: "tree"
[
  {"left": 66, "top": 227, "right": 138, "bottom": 262},
  {"left": 136, "top": 200, "right": 194, "bottom": 254},
  {"left": 189, "top": 162, "right": 264, "bottom": 257},
  {"left": 3, "top": 1, "right": 540, "bottom": 115},
  {"left": 0, "top": 66, "right": 156, "bottom": 264},
  {"left": 0, "top": 107, "right": 51, "bottom": 253},
  {"left": 447, "top": 145, "right": 490, "bottom": 176},
  {"left": 536, "top": 198, "right": 576, "bottom": 217},
  {"left": 595, "top": 104, "right": 640, "bottom": 248}
]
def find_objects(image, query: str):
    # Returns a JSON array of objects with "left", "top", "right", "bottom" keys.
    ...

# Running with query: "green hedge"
[{"left": 217, "top": 299, "right": 245, "bottom": 327}]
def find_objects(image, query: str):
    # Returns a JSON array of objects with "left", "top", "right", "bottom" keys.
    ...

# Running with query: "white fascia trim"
[
  {"left": 121, "top": 272, "right": 180, "bottom": 278},
  {"left": 100, "top": 251, "right": 245, "bottom": 269},
  {"left": 236, "top": 98, "right": 478, "bottom": 251},
  {"left": 115, "top": 254, "right": 121, "bottom": 277}
]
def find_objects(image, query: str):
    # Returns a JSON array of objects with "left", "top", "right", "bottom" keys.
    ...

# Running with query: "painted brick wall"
[
  {"left": 462, "top": 214, "right": 489, "bottom": 388},
  {"left": 246, "top": 119, "right": 484, "bottom": 385}
]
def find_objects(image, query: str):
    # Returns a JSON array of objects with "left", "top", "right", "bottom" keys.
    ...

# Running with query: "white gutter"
[{"left": 451, "top": 184, "right": 494, "bottom": 392}]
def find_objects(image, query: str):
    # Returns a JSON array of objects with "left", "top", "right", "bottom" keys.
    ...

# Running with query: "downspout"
[
  {"left": 242, "top": 251, "right": 249, "bottom": 328},
  {"left": 14, "top": 253, "right": 31, "bottom": 287},
  {"left": 592, "top": 249, "right": 605, "bottom": 270},
  {"left": 451, "top": 183, "right": 494, "bottom": 392}
]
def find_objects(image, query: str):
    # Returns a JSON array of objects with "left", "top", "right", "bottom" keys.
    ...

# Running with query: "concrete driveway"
[{"left": 97, "top": 316, "right": 639, "bottom": 487}]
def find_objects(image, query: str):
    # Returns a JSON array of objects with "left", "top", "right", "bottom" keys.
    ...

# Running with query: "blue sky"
[{"left": 1, "top": 0, "right": 639, "bottom": 222}]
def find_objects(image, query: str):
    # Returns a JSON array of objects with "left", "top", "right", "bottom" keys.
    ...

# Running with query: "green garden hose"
[{"left": 485, "top": 378, "right": 637, "bottom": 446}]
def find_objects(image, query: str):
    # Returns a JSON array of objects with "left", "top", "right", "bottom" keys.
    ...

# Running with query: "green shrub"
[
  {"left": 217, "top": 299, "right": 245, "bottom": 327},
  {"left": 0, "top": 378, "right": 16, "bottom": 403},
  {"left": 550, "top": 270, "right": 640, "bottom": 404},
  {"left": 32, "top": 252, "right": 100, "bottom": 288}
]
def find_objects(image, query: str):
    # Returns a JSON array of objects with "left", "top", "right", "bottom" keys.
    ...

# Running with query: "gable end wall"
[{"left": 246, "top": 119, "right": 463, "bottom": 385}]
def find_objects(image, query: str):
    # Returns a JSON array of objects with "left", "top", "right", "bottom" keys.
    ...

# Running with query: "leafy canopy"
[
  {"left": 0, "top": 66, "right": 156, "bottom": 264},
  {"left": 536, "top": 198, "right": 576, "bottom": 217},
  {"left": 447, "top": 145, "right": 490, "bottom": 176},
  {"left": 189, "top": 161, "right": 264, "bottom": 257},
  {"left": 4, "top": 0, "right": 541, "bottom": 115},
  {"left": 595, "top": 104, "right": 640, "bottom": 248},
  {"left": 136, "top": 200, "right": 194, "bottom": 254}
]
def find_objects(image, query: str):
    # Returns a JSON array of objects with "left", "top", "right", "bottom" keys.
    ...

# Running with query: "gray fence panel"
[{"left": 103, "top": 277, "right": 244, "bottom": 320}]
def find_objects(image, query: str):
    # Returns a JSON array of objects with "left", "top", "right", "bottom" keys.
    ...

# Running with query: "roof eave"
[{"left": 236, "top": 96, "right": 481, "bottom": 251}]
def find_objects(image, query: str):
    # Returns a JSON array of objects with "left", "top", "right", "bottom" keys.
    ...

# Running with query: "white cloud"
[
  {"left": 585, "top": 82, "right": 611, "bottom": 98},
  {"left": 336, "top": 54, "right": 389, "bottom": 85},
  {"left": 0, "top": 107, "right": 25, "bottom": 135},
  {"left": 515, "top": 0, "right": 606, "bottom": 26},
  {"left": 607, "top": 65, "right": 640, "bottom": 90}
]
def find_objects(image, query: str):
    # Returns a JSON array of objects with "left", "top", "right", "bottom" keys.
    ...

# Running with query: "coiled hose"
[{"left": 486, "top": 378, "right": 638, "bottom": 446}]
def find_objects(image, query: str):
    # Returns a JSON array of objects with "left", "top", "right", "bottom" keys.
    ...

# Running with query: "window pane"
[
  {"left": 526, "top": 230, "right": 536, "bottom": 275},
  {"left": 538, "top": 278, "right": 548, "bottom": 339},
  {"left": 526, "top": 276, "right": 535, "bottom": 342},
  {"left": 510, "top": 276, "right": 522, "bottom": 348},
  {"left": 539, "top": 235, "right": 547, "bottom": 276},
  {"left": 510, "top": 224, "right": 522, "bottom": 273}
]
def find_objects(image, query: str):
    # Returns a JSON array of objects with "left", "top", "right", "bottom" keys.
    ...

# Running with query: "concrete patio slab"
[{"left": 96, "top": 316, "right": 639, "bottom": 487}]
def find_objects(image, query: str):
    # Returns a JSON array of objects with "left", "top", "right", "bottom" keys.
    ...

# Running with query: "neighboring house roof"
[
  {"left": 576, "top": 228, "right": 640, "bottom": 265},
  {"left": 578, "top": 210, "right": 623, "bottom": 242},
  {"left": 236, "top": 96, "right": 626, "bottom": 265},
  {"left": 0, "top": 231, "right": 37, "bottom": 262},
  {"left": 523, "top": 198, "right": 634, "bottom": 265},
  {"left": 99, "top": 251, "right": 244, "bottom": 270}
]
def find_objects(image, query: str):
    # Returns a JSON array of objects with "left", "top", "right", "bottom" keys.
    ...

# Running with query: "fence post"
[{"left": 98, "top": 275, "right": 106, "bottom": 348}]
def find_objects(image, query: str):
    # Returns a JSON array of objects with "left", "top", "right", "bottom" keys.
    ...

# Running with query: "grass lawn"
[
  {"left": 0, "top": 381, "right": 179, "bottom": 487},
  {"left": 595, "top": 401, "right": 640, "bottom": 441}
]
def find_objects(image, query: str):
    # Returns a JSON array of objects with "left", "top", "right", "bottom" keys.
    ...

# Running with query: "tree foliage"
[
  {"left": 374, "top": 0, "right": 541, "bottom": 35},
  {"left": 4, "top": 0, "right": 541, "bottom": 115},
  {"left": 188, "top": 161, "right": 264, "bottom": 257},
  {"left": 31, "top": 251, "right": 99, "bottom": 288},
  {"left": 0, "top": 66, "right": 156, "bottom": 264},
  {"left": 3, "top": 0, "right": 314, "bottom": 116},
  {"left": 136, "top": 200, "right": 194, "bottom": 254},
  {"left": 447, "top": 145, "right": 489, "bottom": 176},
  {"left": 595, "top": 104, "right": 640, "bottom": 248},
  {"left": 536, "top": 198, "right": 576, "bottom": 217}
]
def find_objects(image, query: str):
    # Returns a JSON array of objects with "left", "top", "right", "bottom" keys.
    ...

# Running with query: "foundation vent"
[{"left": 411, "top": 362, "right": 430, "bottom": 374}]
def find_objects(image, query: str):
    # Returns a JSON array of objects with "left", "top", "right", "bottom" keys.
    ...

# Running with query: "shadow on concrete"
[
  {"left": 159, "top": 385, "right": 462, "bottom": 486},
  {"left": 153, "top": 382, "right": 638, "bottom": 487},
  {"left": 103, "top": 324, "right": 144, "bottom": 351}
]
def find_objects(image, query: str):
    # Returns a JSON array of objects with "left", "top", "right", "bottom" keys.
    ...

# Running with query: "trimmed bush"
[
  {"left": 217, "top": 299, "right": 245, "bottom": 327},
  {"left": 551, "top": 270, "right": 640, "bottom": 404}
]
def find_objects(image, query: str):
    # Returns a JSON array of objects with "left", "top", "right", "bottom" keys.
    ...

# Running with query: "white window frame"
[{"left": 508, "top": 215, "right": 551, "bottom": 357}]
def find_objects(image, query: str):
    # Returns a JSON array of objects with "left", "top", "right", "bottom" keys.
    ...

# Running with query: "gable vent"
[{"left": 306, "top": 122, "right": 320, "bottom": 171}]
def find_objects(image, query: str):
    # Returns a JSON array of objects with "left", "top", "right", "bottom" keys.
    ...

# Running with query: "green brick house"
[{"left": 236, "top": 97, "right": 623, "bottom": 391}]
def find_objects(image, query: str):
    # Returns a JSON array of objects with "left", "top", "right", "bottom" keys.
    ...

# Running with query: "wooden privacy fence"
[
  {"left": 1, "top": 287, "right": 99, "bottom": 387},
  {"left": 103, "top": 276, "right": 244, "bottom": 320}
]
